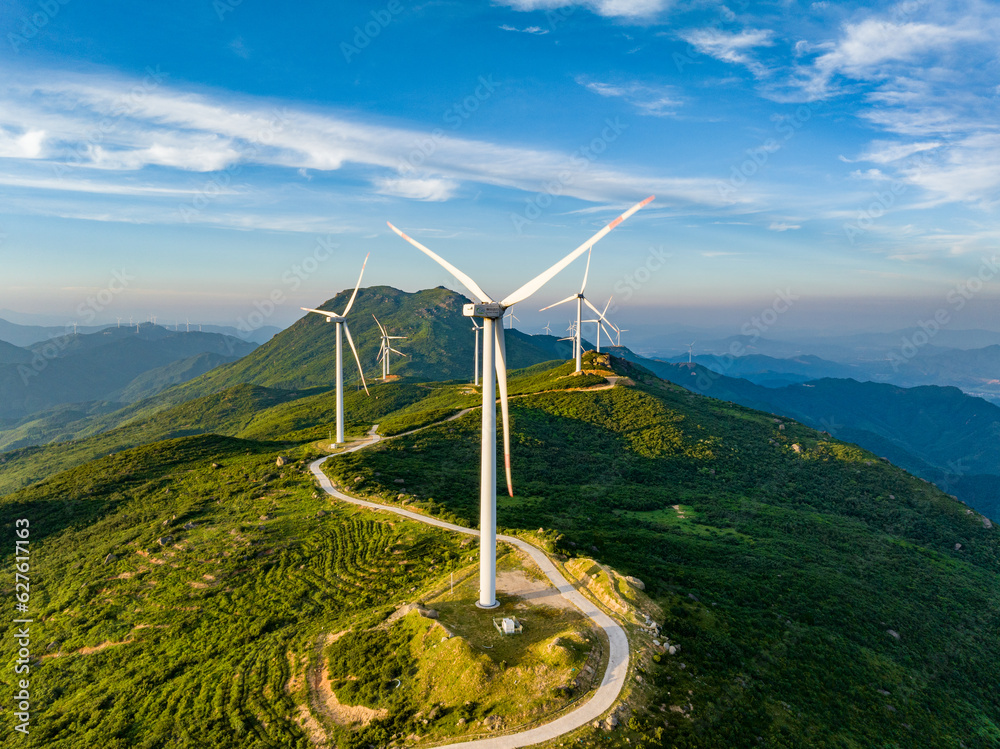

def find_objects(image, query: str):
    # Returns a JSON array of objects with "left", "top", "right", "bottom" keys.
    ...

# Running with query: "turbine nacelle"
[{"left": 463, "top": 302, "right": 504, "bottom": 319}]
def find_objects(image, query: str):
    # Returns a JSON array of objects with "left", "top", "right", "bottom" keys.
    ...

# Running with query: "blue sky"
[{"left": 1, "top": 0, "right": 999, "bottom": 339}]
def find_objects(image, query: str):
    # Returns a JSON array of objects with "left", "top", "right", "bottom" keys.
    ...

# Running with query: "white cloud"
[
  {"left": 854, "top": 140, "right": 943, "bottom": 164},
  {"left": 793, "top": 19, "right": 980, "bottom": 100},
  {"left": 496, "top": 0, "right": 668, "bottom": 20},
  {"left": 895, "top": 132, "right": 1000, "bottom": 208},
  {"left": 374, "top": 177, "right": 460, "bottom": 201},
  {"left": 579, "top": 78, "right": 682, "bottom": 116},
  {"left": 768, "top": 221, "right": 800, "bottom": 231},
  {"left": 681, "top": 28, "right": 775, "bottom": 76},
  {"left": 0, "top": 68, "right": 748, "bottom": 232},
  {"left": 0, "top": 174, "right": 222, "bottom": 197},
  {"left": 0, "top": 128, "right": 46, "bottom": 158},
  {"left": 499, "top": 24, "right": 550, "bottom": 34}
]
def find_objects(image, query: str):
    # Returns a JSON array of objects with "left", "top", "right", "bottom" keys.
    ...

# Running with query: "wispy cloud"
[
  {"left": 768, "top": 221, "right": 800, "bottom": 231},
  {"left": 680, "top": 28, "right": 775, "bottom": 76},
  {"left": 374, "top": 177, "right": 460, "bottom": 201},
  {"left": 499, "top": 24, "right": 549, "bottom": 34},
  {"left": 0, "top": 68, "right": 745, "bottom": 232},
  {"left": 578, "top": 78, "right": 682, "bottom": 116},
  {"left": 497, "top": 0, "right": 669, "bottom": 20},
  {"left": 789, "top": 18, "right": 981, "bottom": 101}
]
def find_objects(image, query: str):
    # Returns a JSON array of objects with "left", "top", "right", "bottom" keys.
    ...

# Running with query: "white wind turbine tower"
[
  {"left": 543, "top": 321, "right": 552, "bottom": 335},
  {"left": 388, "top": 195, "right": 654, "bottom": 608},
  {"left": 615, "top": 328, "right": 629, "bottom": 347},
  {"left": 373, "top": 314, "right": 407, "bottom": 379},
  {"left": 687, "top": 341, "right": 696, "bottom": 363},
  {"left": 505, "top": 308, "right": 519, "bottom": 330},
  {"left": 471, "top": 320, "right": 483, "bottom": 386},
  {"left": 300, "top": 254, "right": 371, "bottom": 445},
  {"left": 539, "top": 246, "right": 618, "bottom": 372}
]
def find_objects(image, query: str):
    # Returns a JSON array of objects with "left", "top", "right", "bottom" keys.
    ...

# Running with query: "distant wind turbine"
[
  {"left": 687, "top": 341, "right": 696, "bottom": 363},
  {"left": 372, "top": 314, "right": 407, "bottom": 379},
  {"left": 543, "top": 321, "right": 552, "bottom": 335},
  {"left": 540, "top": 247, "right": 618, "bottom": 372},
  {"left": 388, "top": 194, "right": 654, "bottom": 608},
  {"left": 582, "top": 297, "right": 619, "bottom": 353},
  {"left": 615, "top": 328, "right": 628, "bottom": 347},
  {"left": 505, "top": 308, "right": 519, "bottom": 330},
  {"left": 301, "top": 254, "right": 372, "bottom": 444},
  {"left": 116, "top": 316, "right": 121, "bottom": 328}
]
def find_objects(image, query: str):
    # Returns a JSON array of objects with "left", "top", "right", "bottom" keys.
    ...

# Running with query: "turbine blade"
[
  {"left": 494, "top": 324, "right": 513, "bottom": 498},
  {"left": 500, "top": 195, "right": 655, "bottom": 307},
  {"left": 601, "top": 295, "right": 613, "bottom": 317},
  {"left": 343, "top": 323, "right": 369, "bottom": 396},
  {"left": 389, "top": 348, "right": 408, "bottom": 357},
  {"left": 539, "top": 294, "right": 578, "bottom": 312},
  {"left": 342, "top": 253, "right": 370, "bottom": 317},
  {"left": 387, "top": 222, "right": 492, "bottom": 303},
  {"left": 580, "top": 247, "right": 593, "bottom": 294},
  {"left": 371, "top": 313, "right": 387, "bottom": 337},
  {"left": 583, "top": 297, "right": 620, "bottom": 332},
  {"left": 301, "top": 307, "right": 333, "bottom": 317}
]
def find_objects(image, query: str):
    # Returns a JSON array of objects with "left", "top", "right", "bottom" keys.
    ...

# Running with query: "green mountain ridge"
[
  {"left": 2, "top": 351, "right": 996, "bottom": 748},
  {"left": 610, "top": 352, "right": 1000, "bottom": 521}
]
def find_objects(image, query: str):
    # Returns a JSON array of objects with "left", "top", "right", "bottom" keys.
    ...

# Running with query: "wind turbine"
[
  {"left": 540, "top": 246, "right": 617, "bottom": 372},
  {"left": 615, "top": 328, "right": 629, "bottom": 347},
  {"left": 372, "top": 314, "right": 407, "bottom": 379},
  {"left": 687, "top": 341, "right": 696, "bottom": 363},
  {"left": 505, "top": 308, "right": 520, "bottom": 330},
  {"left": 472, "top": 320, "right": 483, "bottom": 386},
  {"left": 543, "top": 322, "right": 552, "bottom": 335},
  {"left": 300, "top": 254, "right": 372, "bottom": 445},
  {"left": 388, "top": 195, "right": 654, "bottom": 608},
  {"left": 582, "top": 297, "right": 618, "bottom": 354},
  {"left": 116, "top": 316, "right": 121, "bottom": 328}
]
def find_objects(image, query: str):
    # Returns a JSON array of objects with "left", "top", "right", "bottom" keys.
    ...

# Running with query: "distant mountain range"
[
  {"left": 0, "top": 325, "right": 255, "bottom": 445},
  {"left": 655, "top": 341, "right": 1000, "bottom": 403},
  {"left": 0, "top": 315, "right": 280, "bottom": 347}
]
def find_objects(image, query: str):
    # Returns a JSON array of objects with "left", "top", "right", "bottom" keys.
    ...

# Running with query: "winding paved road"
[{"left": 308, "top": 424, "right": 630, "bottom": 749}]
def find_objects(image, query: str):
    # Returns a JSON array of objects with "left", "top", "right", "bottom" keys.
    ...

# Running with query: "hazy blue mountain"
[
  {"left": 0, "top": 324, "right": 256, "bottom": 420},
  {"left": 657, "top": 353, "right": 864, "bottom": 387},
  {"left": 0, "top": 339, "right": 31, "bottom": 365}
]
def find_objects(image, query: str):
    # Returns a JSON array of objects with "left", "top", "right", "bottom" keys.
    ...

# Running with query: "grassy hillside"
[
  {"left": 2, "top": 351, "right": 998, "bottom": 748},
  {"left": 623, "top": 356, "right": 1000, "bottom": 521},
  {"left": 0, "top": 379, "right": 453, "bottom": 496},
  {"left": 0, "top": 434, "right": 474, "bottom": 748},
  {"left": 324, "top": 353, "right": 1000, "bottom": 748}
]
